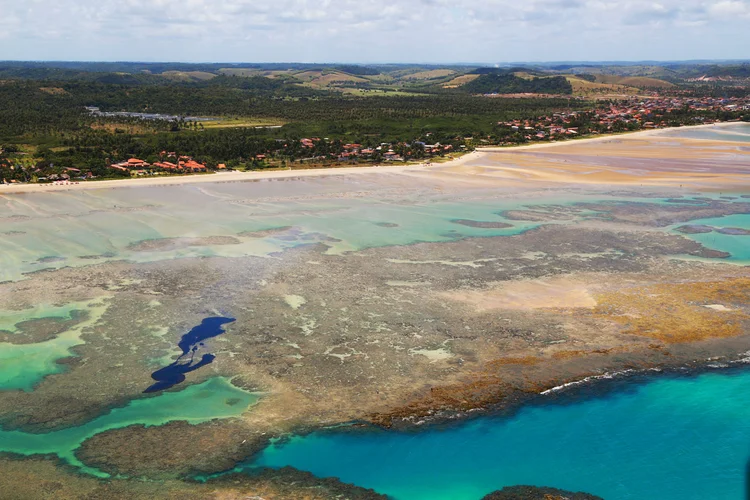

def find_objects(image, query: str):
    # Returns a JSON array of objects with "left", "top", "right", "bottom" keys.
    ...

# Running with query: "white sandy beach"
[
  {"left": 0, "top": 122, "right": 743, "bottom": 195},
  {"left": 478, "top": 121, "right": 744, "bottom": 152}
]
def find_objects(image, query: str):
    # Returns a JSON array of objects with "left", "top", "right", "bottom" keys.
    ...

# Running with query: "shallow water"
[
  {"left": 672, "top": 212, "right": 750, "bottom": 262},
  {"left": 0, "top": 377, "right": 259, "bottom": 477},
  {"left": 3, "top": 180, "right": 735, "bottom": 283},
  {"left": 0, "top": 181, "right": 550, "bottom": 282},
  {"left": 0, "top": 298, "right": 110, "bottom": 391},
  {"left": 251, "top": 367, "right": 750, "bottom": 500},
  {"left": 660, "top": 123, "right": 750, "bottom": 143}
]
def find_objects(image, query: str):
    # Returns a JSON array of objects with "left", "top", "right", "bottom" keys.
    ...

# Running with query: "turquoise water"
[
  {"left": 1, "top": 184, "right": 624, "bottom": 282},
  {"left": 0, "top": 186, "right": 551, "bottom": 282},
  {"left": 252, "top": 368, "right": 750, "bottom": 500},
  {"left": 0, "top": 298, "right": 111, "bottom": 391},
  {"left": 672, "top": 213, "right": 750, "bottom": 262},
  {"left": 0, "top": 377, "right": 260, "bottom": 477}
]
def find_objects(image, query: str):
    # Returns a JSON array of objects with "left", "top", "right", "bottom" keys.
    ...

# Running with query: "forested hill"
[{"left": 463, "top": 73, "right": 573, "bottom": 95}]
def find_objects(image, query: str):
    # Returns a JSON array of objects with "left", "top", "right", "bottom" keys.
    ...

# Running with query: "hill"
[
  {"left": 463, "top": 73, "right": 572, "bottom": 95},
  {"left": 594, "top": 75, "right": 674, "bottom": 88}
]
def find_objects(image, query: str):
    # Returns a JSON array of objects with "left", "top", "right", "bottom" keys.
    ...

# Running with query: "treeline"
[
  {"left": 463, "top": 74, "right": 573, "bottom": 95},
  {"left": 0, "top": 77, "right": 586, "bottom": 140},
  {"left": 0, "top": 72, "right": 592, "bottom": 180}
]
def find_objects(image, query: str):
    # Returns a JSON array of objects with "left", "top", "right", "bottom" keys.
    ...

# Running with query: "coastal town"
[
  {"left": 495, "top": 95, "right": 750, "bottom": 143},
  {"left": 1, "top": 93, "right": 749, "bottom": 185}
]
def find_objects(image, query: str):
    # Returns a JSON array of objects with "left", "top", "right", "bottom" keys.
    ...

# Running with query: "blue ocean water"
[{"left": 252, "top": 368, "right": 750, "bottom": 500}]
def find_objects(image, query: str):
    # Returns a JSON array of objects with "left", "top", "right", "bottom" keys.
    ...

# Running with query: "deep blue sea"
[{"left": 252, "top": 367, "right": 750, "bottom": 499}]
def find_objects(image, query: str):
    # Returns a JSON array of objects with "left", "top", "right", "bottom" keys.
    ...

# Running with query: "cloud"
[
  {"left": 0, "top": 0, "right": 748, "bottom": 62},
  {"left": 708, "top": 0, "right": 750, "bottom": 17}
]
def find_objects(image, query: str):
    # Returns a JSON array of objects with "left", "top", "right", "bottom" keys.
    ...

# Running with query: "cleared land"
[{"left": 402, "top": 69, "right": 457, "bottom": 80}]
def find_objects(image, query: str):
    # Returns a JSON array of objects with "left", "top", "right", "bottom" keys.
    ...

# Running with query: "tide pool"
[
  {"left": 0, "top": 377, "right": 260, "bottom": 477},
  {"left": 0, "top": 298, "right": 111, "bottom": 392},
  {"left": 672, "top": 213, "right": 750, "bottom": 262},
  {"left": 251, "top": 368, "right": 750, "bottom": 500},
  {"left": 0, "top": 301, "right": 92, "bottom": 333}
]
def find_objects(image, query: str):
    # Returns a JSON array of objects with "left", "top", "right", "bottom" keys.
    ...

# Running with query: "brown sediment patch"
[
  {"left": 485, "top": 356, "right": 541, "bottom": 368},
  {"left": 593, "top": 278, "right": 750, "bottom": 342},
  {"left": 451, "top": 219, "right": 514, "bottom": 229},
  {"left": 238, "top": 226, "right": 293, "bottom": 238},
  {"left": 550, "top": 347, "right": 626, "bottom": 360},
  {"left": 502, "top": 209, "right": 579, "bottom": 222},
  {"left": 440, "top": 276, "right": 598, "bottom": 312},
  {"left": 368, "top": 348, "right": 645, "bottom": 428},
  {"left": 127, "top": 236, "right": 241, "bottom": 252},
  {"left": 369, "top": 374, "right": 513, "bottom": 427}
]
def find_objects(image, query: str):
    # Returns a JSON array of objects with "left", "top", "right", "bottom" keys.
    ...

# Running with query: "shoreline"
[
  {"left": 476, "top": 120, "right": 746, "bottom": 152},
  {"left": 2, "top": 122, "right": 744, "bottom": 195}
]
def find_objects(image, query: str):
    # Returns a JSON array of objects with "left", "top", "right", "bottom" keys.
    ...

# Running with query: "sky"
[{"left": 1, "top": 0, "right": 749, "bottom": 63}]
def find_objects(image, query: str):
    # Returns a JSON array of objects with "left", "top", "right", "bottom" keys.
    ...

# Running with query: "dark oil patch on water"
[{"left": 144, "top": 317, "right": 235, "bottom": 393}]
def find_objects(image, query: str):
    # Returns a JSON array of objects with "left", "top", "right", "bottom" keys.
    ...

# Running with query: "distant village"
[{"left": 495, "top": 95, "right": 750, "bottom": 144}]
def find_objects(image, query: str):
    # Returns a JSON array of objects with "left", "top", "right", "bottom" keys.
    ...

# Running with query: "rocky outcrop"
[{"left": 482, "top": 485, "right": 604, "bottom": 500}]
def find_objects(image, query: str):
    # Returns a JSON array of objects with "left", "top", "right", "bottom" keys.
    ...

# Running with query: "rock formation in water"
[{"left": 482, "top": 485, "right": 604, "bottom": 500}]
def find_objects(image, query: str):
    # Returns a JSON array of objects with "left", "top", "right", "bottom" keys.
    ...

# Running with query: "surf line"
[{"left": 145, "top": 317, "right": 236, "bottom": 393}]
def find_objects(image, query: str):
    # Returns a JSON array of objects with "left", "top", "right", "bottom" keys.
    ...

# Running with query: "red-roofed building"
[
  {"left": 127, "top": 158, "right": 149, "bottom": 168},
  {"left": 181, "top": 160, "right": 207, "bottom": 172}
]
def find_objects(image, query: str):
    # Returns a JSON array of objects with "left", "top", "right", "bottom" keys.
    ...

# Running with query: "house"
[
  {"left": 127, "top": 158, "right": 149, "bottom": 168},
  {"left": 181, "top": 160, "right": 207, "bottom": 172}
]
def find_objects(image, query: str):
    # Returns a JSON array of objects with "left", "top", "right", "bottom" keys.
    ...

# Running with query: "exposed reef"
[
  {"left": 451, "top": 219, "right": 514, "bottom": 229},
  {"left": 676, "top": 224, "right": 750, "bottom": 235},
  {"left": 0, "top": 456, "right": 387, "bottom": 499},
  {"left": 483, "top": 485, "right": 604, "bottom": 500},
  {"left": 127, "top": 236, "right": 241, "bottom": 252}
]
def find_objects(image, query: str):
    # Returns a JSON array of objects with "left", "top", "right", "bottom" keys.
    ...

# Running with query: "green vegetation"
[
  {"left": 463, "top": 72, "right": 573, "bottom": 95},
  {"left": 0, "top": 70, "right": 590, "bottom": 182},
  {"left": 1, "top": 60, "right": 748, "bottom": 184}
]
